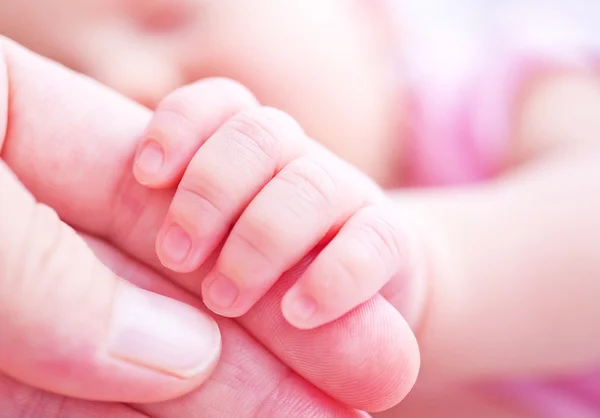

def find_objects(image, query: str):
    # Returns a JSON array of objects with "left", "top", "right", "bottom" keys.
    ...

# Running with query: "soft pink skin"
[
  {"left": 0, "top": 0, "right": 400, "bottom": 187},
  {"left": 0, "top": 38, "right": 419, "bottom": 415},
  {"left": 135, "top": 80, "right": 417, "bottom": 330},
  {"left": 0, "top": 236, "right": 371, "bottom": 417}
]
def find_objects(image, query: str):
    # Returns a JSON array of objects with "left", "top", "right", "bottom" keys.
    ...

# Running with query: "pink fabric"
[
  {"left": 404, "top": 52, "right": 600, "bottom": 416},
  {"left": 405, "top": 52, "right": 600, "bottom": 186},
  {"left": 500, "top": 373, "right": 600, "bottom": 417},
  {"left": 403, "top": 59, "right": 511, "bottom": 186},
  {"left": 387, "top": 1, "right": 600, "bottom": 415}
]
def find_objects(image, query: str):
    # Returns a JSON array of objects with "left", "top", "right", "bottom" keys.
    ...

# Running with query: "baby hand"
[{"left": 133, "top": 79, "right": 412, "bottom": 329}]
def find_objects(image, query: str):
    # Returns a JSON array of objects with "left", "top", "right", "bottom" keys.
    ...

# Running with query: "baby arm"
[
  {"left": 394, "top": 149, "right": 600, "bottom": 380},
  {"left": 396, "top": 71, "right": 600, "bottom": 381},
  {"left": 372, "top": 72, "right": 600, "bottom": 418}
]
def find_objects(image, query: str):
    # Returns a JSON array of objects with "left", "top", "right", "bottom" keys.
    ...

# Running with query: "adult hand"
[
  {"left": 0, "top": 43, "right": 220, "bottom": 403},
  {"left": 0, "top": 38, "right": 419, "bottom": 416}
]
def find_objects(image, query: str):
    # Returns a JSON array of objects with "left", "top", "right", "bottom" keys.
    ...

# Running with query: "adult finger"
[
  {"left": 0, "top": 373, "right": 148, "bottom": 418},
  {"left": 83, "top": 233, "right": 372, "bottom": 418},
  {"left": 0, "top": 162, "right": 220, "bottom": 402}
]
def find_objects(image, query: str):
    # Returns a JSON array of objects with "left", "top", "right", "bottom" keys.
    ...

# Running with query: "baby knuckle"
[
  {"left": 232, "top": 217, "right": 279, "bottom": 266},
  {"left": 278, "top": 157, "right": 338, "bottom": 209},
  {"left": 174, "top": 185, "right": 224, "bottom": 222},
  {"left": 226, "top": 109, "right": 286, "bottom": 164},
  {"left": 154, "top": 79, "right": 259, "bottom": 135},
  {"left": 355, "top": 209, "right": 402, "bottom": 264},
  {"left": 257, "top": 107, "right": 304, "bottom": 136}
]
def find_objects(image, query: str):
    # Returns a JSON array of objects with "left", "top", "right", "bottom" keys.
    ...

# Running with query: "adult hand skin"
[{"left": 0, "top": 38, "right": 419, "bottom": 416}]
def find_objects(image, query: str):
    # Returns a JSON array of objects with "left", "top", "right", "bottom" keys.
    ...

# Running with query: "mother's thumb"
[{"left": 0, "top": 162, "right": 220, "bottom": 402}]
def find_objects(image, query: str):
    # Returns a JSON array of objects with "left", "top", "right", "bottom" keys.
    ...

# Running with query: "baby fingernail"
[
  {"left": 136, "top": 140, "right": 164, "bottom": 178},
  {"left": 108, "top": 284, "right": 220, "bottom": 378},
  {"left": 204, "top": 274, "right": 239, "bottom": 311},
  {"left": 284, "top": 294, "right": 318, "bottom": 324},
  {"left": 160, "top": 223, "right": 192, "bottom": 266}
]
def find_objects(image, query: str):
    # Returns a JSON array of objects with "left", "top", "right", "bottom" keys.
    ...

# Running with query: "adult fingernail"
[
  {"left": 204, "top": 274, "right": 239, "bottom": 311},
  {"left": 136, "top": 140, "right": 164, "bottom": 178},
  {"left": 108, "top": 284, "right": 220, "bottom": 378},
  {"left": 160, "top": 223, "right": 192, "bottom": 266}
]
